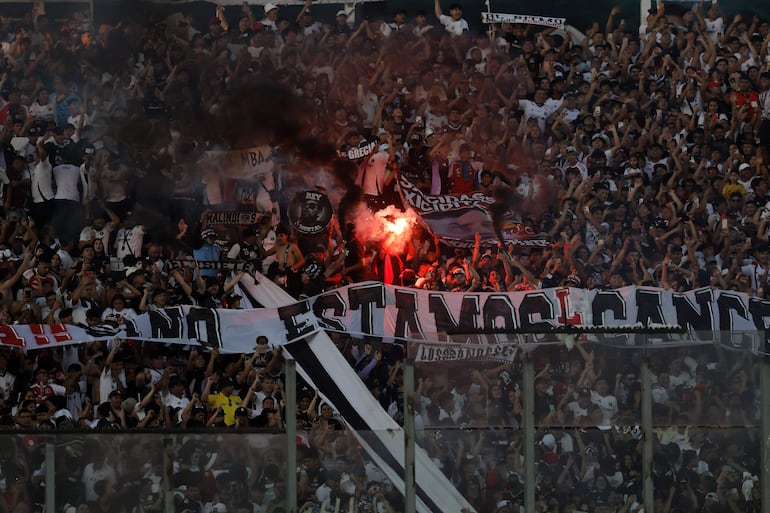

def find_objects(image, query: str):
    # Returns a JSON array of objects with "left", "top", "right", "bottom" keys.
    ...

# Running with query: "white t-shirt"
[
  {"left": 115, "top": 225, "right": 146, "bottom": 259},
  {"left": 79, "top": 224, "right": 114, "bottom": 251},
  {"left": 438, "top": 14, "right": 468, "bottom": 36},
  {"left": 52, "top": 164, "right": 83, "bottom": 202},
  {"left": 29, "top": 101, "right": 55, "bottom": 121},
  {"left": 31, "top": 159, "right": 54, "bottom": 203},
  {"left": 519, "top": 99, "right": 555, "bottom": 133}
]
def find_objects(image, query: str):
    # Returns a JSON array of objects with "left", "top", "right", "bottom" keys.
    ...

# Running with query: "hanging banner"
[
  {"left": 3, "top": 283, "right": 766, "bottom": 353},
  {"left": 172, "top": 260, "right": 259, "bottom": 272},
  {"left": 481, "top": 12, "right": 566, "bottom": 29},
  {"left": 413, "top": 342, "right": 518, "bottom": 363},
  {"left": 398, "top": 175, "right": 548, "bottom": 248},
  {"left": 205, "top": 210, "right": 270, "bottom": 225},
  {"left": 200, "top": 145, "right": 276, "bottom": 206}
]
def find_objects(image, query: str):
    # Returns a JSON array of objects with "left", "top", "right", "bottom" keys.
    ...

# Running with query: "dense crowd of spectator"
[{"left": 0, "top": 0, "right": 766, "bottom": 512}]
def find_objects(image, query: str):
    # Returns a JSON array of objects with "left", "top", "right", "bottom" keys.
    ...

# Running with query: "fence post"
[
  {"left": 286, "top": 357, "right": 298, "bottom": 513},
  {"left": 45, "top": 437, "right": 55, "bottom": 513},
  {"left": 404, "top": 358, "right": 416, "bottom": 513},
  {"left": 522, "top": 347, "right": 535, "bottom": 513},
  {"left": 641, "top": 347, "right": 654, "bottom": 513}
]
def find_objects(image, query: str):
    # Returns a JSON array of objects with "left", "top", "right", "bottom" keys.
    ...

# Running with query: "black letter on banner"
[
  {"left": 717, "top": 292, "right": 750, "bottom": 348},
  {"left": 482, "top": 295, "right": 516, "bottom": 331},
  {"left": 278, "top": 301, "right": 315, "bottom": 340},
  {"left": 185, "top": 308, "right": 222, "bottom": 349},
  {"left": 348, "top": 284, "right": 385, "bottom": 335},
  {"left": 313, "top": 292, "right": 347, "bottom": 332},
  {"left": 428, "top": 293, "right": 458, "bottom": 333},
  {"left": 427, "top": 294, "right": 480, "bottom": 334},
  {"left": 672, "top": 289, "right": 715, "bottom": 338},
  {"left": 748, "top": 297, "right": 770, "bottom": 354},
  {"left": 394, "top": 289, "right": 421, "bottom": 338},
  {"left": 592, "top": 291, "right": 629, "bottom": 345},
  {"left": 635, "top": 289, "right": 670, "bottom": 339},
  {"left": 124, "top": 319, "right": 139, "bottom": 338},
  {"left": 519, "top": 292, "right": 555, "bottom": 332},
  {"left": 458, "top": 295, "right": 480, "bottom": 332},
  {"left": 148, "top": 307, "right": 184, "bottom": 339}
]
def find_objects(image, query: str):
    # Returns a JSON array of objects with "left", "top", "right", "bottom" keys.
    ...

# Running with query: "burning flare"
[{"left": 353, "top": 204, "right": 419, "bottom": 255}]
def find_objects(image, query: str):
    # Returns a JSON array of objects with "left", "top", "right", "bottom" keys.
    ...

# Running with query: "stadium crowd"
[{"left": 0, "top": 0, "right": 765, "bottom": 512}]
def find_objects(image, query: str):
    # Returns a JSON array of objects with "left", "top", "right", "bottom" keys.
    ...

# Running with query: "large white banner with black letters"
[{"left": 2, "top": 283, "right": 766, "bottom": 352}]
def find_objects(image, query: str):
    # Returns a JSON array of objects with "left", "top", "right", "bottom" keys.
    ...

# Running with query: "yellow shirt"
[{"left": 207, "top": 392, "right": 242, "bottom": 426}]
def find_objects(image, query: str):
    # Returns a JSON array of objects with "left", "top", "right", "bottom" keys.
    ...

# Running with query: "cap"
[
  {"left": 739, "top": 162, "right": 751, "bottom": 171},
  {"left": 201, "top": 228, "right": 216, "bottom": 239},
  {"left": 220, "top": 376, "right": 235, "bottom": 388},
  {"left": 83, "top": 144, "right": 95, "bottom": 155},
  {"left": 705, "top": 492, "right": 719, "bottom": 502},
  {"left": 53, "top": 409, "right": 74, "bottom": 420},
  {"left": 578, "top": 387, "right": 592, "bottom": 397},
  {"left": 541, "top": 433, "right": 557, "bottom": 450},
  {"left": 108, "top": 389, "right": 123, "bottom": 398},
  {"left": 336, "top": 9, "right": 347, "bottom": 17},
  {"left": 264, "top": 3, "right": 278, "bottom": 13},
  {"left": 565, "top": 274, "right": 581, "bottom": 287},
  {"left": 235, "top": 406, "right": 249, "bottom": 416},
  {"left": 225, "top": 293, "right": 241, "bottom": 304}
]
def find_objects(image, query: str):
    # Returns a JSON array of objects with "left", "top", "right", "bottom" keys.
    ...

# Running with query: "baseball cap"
[
  {"left": 220, "top": 376, "right": 235, "bottom": 387},
  {"left": 108, "top": 389, "right": 123, "bottom": 398},
  {"left": 235, "top": 407, "right": 249, "bottom": 416},
  {"left": 565, "top": 145, "right": 577, "bottom": 153},
  {"left": 201, "top": 228, "right": 216, "bottom": 239},
  {"left": 336, "top": 9, "right": 347, "bottom": 17},
  {"left": 264, "top": 3, "right": 278, "bottom": 13},
  {"left": 739, "top": 162, "right": 751, "bottom": 172}
]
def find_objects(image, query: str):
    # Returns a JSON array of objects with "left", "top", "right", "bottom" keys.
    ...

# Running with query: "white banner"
[
  {"left": 200, "top": 145, "right": 275, "bottom": 206},
  {"left": 4, "top": 282, "right": 767, "bottom": 353},
  {"left": 481, "top": 12, "right": 566, "bottom": 29}
]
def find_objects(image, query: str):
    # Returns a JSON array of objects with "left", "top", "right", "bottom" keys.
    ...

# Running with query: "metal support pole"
[
  {"left": 761, "top": 349, "right": 770, "bottom": 513},
  {"left": 286, "top": 357, "right": 298, "bottom": 513},
  {"left": 522, "top": 350, "right": 535, "bottom": 513},
  {"left": 641, "top": 348, "right": 654, "bottom": 513},
  {"left": 404, "top": 358, "right": 416, "bottom": 513},
  {"left": 163, "top": 436, "right": 175, "bottom": 513},
  {"left": 45, "top": 438, "right": 55, "bottom": 513}
]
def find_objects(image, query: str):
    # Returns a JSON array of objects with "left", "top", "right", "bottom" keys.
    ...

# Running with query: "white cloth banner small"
[{"left": 481, "top": 12, "right": 566, "bottom": 29}]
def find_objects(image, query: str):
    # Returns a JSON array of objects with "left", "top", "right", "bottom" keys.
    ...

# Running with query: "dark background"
[{"left": 2, "top": 1, "right": 765, "bottom": 36}]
